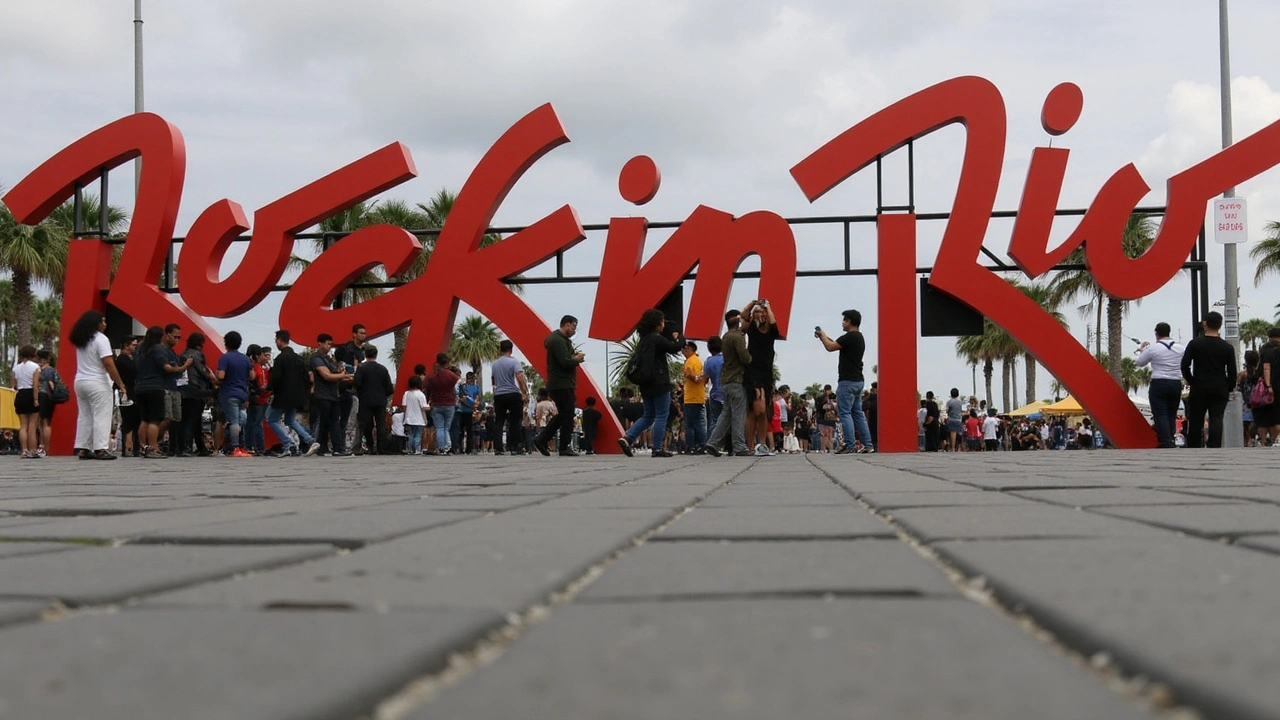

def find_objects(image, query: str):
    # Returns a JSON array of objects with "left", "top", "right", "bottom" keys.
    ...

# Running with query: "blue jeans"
[
  {"left": 245, "top": 403, "right": 267, "bottom": 452},
  {"left": 1148, "top": 378, "right": 1183, "bottom": 449},
  {"left": 684, "top": 403, "right": 707, "bottom": 449},
  {"left": 837, "top": 380, "right": 873, "bottom": 449},
  {"left": 432, "top": 405, "right": 456, "bottom": 453},
  {"left": 406, "top": 425, "right": 424, "bottom": 454},
  {"left": 706, "top": 398, "right": 723, "bottom": 435},
  {"left": 220, "top": 396, "right": 247, "bottom": 449},
  {"left": 626, "top": 392, "right": 672, "bottom": 450},
  {"left": 266, "top": 406, "right": 314, "bottom": 452}
]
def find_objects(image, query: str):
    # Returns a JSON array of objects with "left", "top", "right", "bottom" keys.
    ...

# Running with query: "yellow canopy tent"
[
  {"left": 0, "top": 388, "right": 17, "bottom": 430},
  {"left": 1009, "top": 400, "right": 1050, "bottom": 417},
  {"left": 1042, "top": 395, "right": 1084, "bottom": 414}
]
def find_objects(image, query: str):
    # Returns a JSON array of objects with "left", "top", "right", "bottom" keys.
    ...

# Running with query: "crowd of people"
[{"left": 11, "top": 307, "right": 1263, "bottom": 459}]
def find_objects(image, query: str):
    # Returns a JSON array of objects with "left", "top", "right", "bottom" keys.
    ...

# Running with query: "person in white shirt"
[
  {"left": 402, "top": 375, "right": 429, "bottom": 455},
  {"left": 11, "top": 345, "right": 40, "bottom": 458},
  {"left": 69, "top": 311, "right": 127, "bottom": 459},
  {"left": 981, "top": 410, "right": 1001, "bottom": 452},
  {"left": 1135, "top": 321, "right": 1185, "bottom": 449}
]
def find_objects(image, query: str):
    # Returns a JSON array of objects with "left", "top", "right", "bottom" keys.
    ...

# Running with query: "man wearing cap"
[{"left": 681, "top": 341, "right": 708, "bottom": 454}]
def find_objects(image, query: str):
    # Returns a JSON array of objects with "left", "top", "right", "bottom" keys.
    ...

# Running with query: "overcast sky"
[{"left": 4, "top": 0, "right": 1280, "bottom": 407}]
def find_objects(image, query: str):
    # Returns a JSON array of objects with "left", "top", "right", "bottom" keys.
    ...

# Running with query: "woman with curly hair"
[
  {"left": 69, "top": 310, "right": 126, "bottom": 459},
  {"left": 617, "top": 308, "right": 683, "bottom": 458}
]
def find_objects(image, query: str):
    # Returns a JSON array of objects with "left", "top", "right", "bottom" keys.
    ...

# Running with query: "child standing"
[{"left": 402, "top": 375, "right": 428, "bottom": 455}]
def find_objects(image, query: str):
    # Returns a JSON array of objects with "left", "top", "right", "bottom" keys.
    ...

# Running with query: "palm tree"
[
  {"left": 1049, "top": 378, "right": 1066, "bottom": 401},
  {"left": 0, "top": 193, "right": 68, "bottom": 348},
  {"left": 804, "top": 382, "right": 824, "bottom": 399},
  {"left": 449, "top": 314, "right": 502, "bottom": 397},
  {"left": 32, "top": 296, "right": 61, "bottom": 351},
  {"left": 1118, "top": 357, "right": 1151, "bottom": 395},
  {"left": 608, "top": 334, "right": 642, "bottom": 395},
  {"left": 522, "top": 362, "right": 544, "bottom": 393},
  {"left": 1241, "top": 317, "right": 1272, "bottom": 351},
  {"left": 1249, "top": 221, "right": 1280, "bottom": 285},
  {"left": 955, "top": 321, "right": 1003, "bottom": 409},
  {"left": 45, "top": 194, "right": 129, "bottom": 287},
  {"left": 1049, "top": 213, "right": 1157, "bottom": 386},
  {"left": 1015, "top": 280, "right": 1067, "bottom": 406}
]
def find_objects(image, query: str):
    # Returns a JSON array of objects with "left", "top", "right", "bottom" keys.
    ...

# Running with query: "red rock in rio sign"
[{"left": 7, "top": 76, "right": 1280, "bottom": 456}]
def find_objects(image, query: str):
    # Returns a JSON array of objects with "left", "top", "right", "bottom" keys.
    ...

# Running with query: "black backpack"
[
  {"left": 624, "top": 344, "right": 654, "bottom": 387},
  {"left": 45, "top": 368, "right": 70, "bottom": 405}
]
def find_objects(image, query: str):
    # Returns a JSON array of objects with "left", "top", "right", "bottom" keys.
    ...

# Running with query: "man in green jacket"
[
  {"left": 703, "top": 309, "right": 753, "bottom": 457},
  {"left": 536, "top": 315, "right": 585, "bottom": 456}
]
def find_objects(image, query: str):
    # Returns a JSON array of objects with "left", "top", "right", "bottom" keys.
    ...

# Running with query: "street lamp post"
[{"left": 1219, "top": 0, "right": 1244, "bottom": 448}]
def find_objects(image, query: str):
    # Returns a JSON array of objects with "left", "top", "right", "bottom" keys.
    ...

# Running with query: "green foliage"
[{"left": 449, "top": 315, "right": 502, "bottom": 396}]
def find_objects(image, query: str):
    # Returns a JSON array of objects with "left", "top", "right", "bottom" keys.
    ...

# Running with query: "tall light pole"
[
  {"left": 133, "top": 0, "right": 144, "bottom": 191},
  {"left": 1219, "top": 0, "right": 1244, "bottom": 447}
]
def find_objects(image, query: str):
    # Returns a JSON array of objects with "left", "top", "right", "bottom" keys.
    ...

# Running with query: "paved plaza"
[{"left": 0, "top": 449, "right": 1278, "bottom": 719}]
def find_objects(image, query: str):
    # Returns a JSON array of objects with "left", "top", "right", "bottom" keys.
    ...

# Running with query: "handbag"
[{"left": 1250, "top": 380, "right": 1273, "bottom": 408}]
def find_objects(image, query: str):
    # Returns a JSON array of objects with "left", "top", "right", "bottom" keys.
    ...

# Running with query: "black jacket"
[
  {"left": 269, "top": 346, "right": 310, "bottom": 410},
  {"left": 636, "top": 331, "right": 683, "bottom": 398},
  {"left": 354, "top": 360, "right": 394, "bottom": 408}
]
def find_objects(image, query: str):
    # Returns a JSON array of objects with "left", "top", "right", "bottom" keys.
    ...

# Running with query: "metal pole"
[
  {"left": 131, "top": 0, "right": 148, "bottom": 335},
  {"left": 133, "top": 0, "right": 143, "bottom": 192},
  {"left": 1220, "top": 0, "right": 1245, "bottom": 448}
]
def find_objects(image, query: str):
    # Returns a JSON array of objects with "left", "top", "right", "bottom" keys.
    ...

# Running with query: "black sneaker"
[
  {"left": 533, "top": 438, "right": 551, "bottom": 457},
  {"left": 733, "top": 449, "right": 755, "bottom": 456},
  {"left": 702, "top": 443, "right": 721, "bottom": 458},
  {"left": 652, "top": 449, "right": 673, "bottom": 458},
  {"left": 558, "top": 449, "right": 580, "bottom": 457},
  {"left": 617, "top": 437, "right": 634, "bottom": 458}
]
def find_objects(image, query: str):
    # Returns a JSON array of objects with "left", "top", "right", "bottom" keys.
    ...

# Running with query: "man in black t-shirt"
[
  {"left": 1181, "top": 311, "right": 1237, "bottom": 448},
  {"left": 743, "top": 299, "right": 779, "bottom": 455},
  {"left": 334, "top": 323, "right": 368, "bottom": 450},
  {"left": 815, "top": 308, "right": 874, "bottom": 453}
]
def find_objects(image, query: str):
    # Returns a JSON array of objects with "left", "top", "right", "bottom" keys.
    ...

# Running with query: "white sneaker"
[
  {"left": 304, "top": 442, "right": 320, "bottom": 457},
  {"left": 754, "top": 444, "right": 770, "bottom": 456}
]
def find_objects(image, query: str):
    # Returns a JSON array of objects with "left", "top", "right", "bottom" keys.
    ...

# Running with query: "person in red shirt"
[
  {"left": 246, "top": 345, "right": 272, "bottom": 454},
  {"left": 425, "top": 353, "right": 460, "bottom": 456},
  {"left": 964, "top": 409, "right": 983, "bottom": 452}
]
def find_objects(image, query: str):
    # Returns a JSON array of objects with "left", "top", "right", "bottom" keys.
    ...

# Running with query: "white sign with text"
[{"left": 1213, "top": 197, "right": 1248, "bottom": 244}]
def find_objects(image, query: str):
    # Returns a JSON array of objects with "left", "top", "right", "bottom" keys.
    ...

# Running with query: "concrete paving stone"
[
  {"left": 809, "top": 466, "right": 964, "bottom": 493},
  {"left": 1236, "top": 535, "right": 1280, "bottom": 554},
  {"left": 888, "top": 505, "right": 1171, "bottom": 541},
  {"left": 0, "top": 544, "right": 334, "bottom": 606},
  {"left": 418, "top": 600, "right": 1153, "bottom": 720},
  {"left": 0, "top": 495, "right": 404, "bottom": 541},
  {"left": 654, "top": 506, "right": 895, "bottom": 541},
  {"left": 578, "top": 540, "right": 957, "bottom": 601},
  {"left": 858, "top": 490, "right": 1035, "bottom": 509},
  {"left": 0, "top": 516, "right": 55, "bottom": 529},
  {"left": 1089, "top": 503, "right": 1280, "bottom": 538},
  {"left": 0, "top": 541, "right": 90, "bottom": 559},
  {"left": 533, "top": 485, "right": 726, "bottom": 511},
  {"left": 140, "top": 509, "right": 484, "bottom": 548},
  {"left": 933, "top": 537, "right": 1280, "bottom": 720},
  {"left": 0, "top": 495, "right": 174, "bottom": 512},
  {"left": 946, "top": 474, "right": 1122, "bottom": 491},
  {"left": 0, "top": 608, "right": 500, "bottom": 720},
  {"left": 0, "top": 497, "right": 251, "bottom": 515},
  {"left": 442, "top": 485, "right": 589, "bottom": 496},
  {"left": 1167, "top": 485, "right": 1280, "bottom": 505},
  {"left": 1009, "top": 488, "right": 1242, "bottom": 508},
  {"left": 145, "top": 508, "right": 678, "bottom": 613},
  {"left": 364, "top": 495, "right": 553, "bottom": 512},
  {"left": 697, "top": 486, "right": 859, "bottom": 507},
  {"left": 0, "top": 600, "right": 48, "bottom": 626}
]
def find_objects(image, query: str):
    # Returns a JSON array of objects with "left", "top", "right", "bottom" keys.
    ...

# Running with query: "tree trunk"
[
  {"left": 12, "top": 271, "right": 32, "bottom": 349},
  {"left": 1001, "top": 359, "right": 1011, "bottom": 416},
  {"left": 983, "top": 359, "right": 994, "bottom": 409},
  {"left": 1025, "top": 356, "right": 1038, "bottom": 406},
  {"left": 1010, "top": 356, "right": 1019, "bottom": 410},
  {"left": 1094, "top": 296, "right": 1103, "bottom": 357},
  {"left": 1106, "top": 295, "right": 1124, "bottom": 386}
]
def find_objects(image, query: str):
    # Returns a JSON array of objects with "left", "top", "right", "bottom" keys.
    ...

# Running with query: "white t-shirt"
[
  {"left": 12, "top": 360, "right": 38, "bottom": 390},
  {"left": 390, "top": 411, "right": 406, "bottom": 437},
  {"left": 916, "top": 407, "right": 927, "bottom": 431},
  {"left": 402, "top": 389, "right": 428, "bottom": 426},
  {"left": 75, "top": 332, "right": 114, "bottom": 384},
  {"left": 982, "top": 416, "right": 1001, "bottom": 440}
]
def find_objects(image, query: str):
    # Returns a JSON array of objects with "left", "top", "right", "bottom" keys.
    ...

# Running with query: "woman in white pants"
[{"left": 69, "top": 310, "right": 126, "bottom": 459}]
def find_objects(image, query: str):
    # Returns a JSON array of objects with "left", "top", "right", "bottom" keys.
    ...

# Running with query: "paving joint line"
[
  {"left": 361, "top": 462, "right": 757, "bottom": 720},
  {"left": 807, "top": 455, "right": 1202, "bottom": 720}
]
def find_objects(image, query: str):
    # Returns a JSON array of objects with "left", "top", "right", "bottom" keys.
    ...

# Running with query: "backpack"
[
  {"left": 45, "top": 368, "right": 70, "bottom": 405},
  {"left": 624, "top": 344, "right": 655, "bottom": 387}
]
